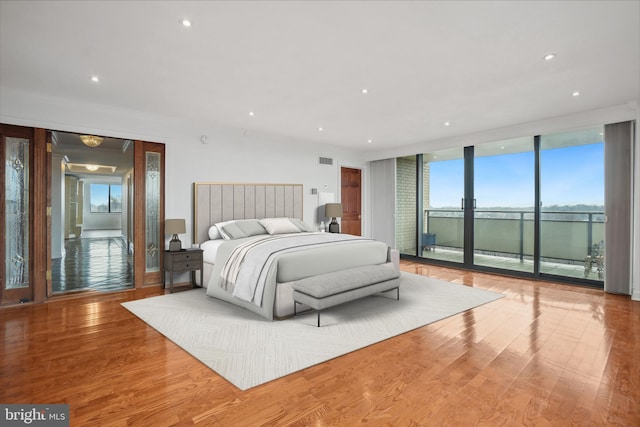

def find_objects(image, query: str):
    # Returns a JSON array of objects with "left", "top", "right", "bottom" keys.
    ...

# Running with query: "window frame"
[{"left": 90, "top": 183, "right": 122, "bottom": 214}]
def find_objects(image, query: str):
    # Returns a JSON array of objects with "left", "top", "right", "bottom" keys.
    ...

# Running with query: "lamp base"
[
  {"left": 328, "top": 218, "right": 340, "bottom": 233},
  {"left": 169, "top": 238, "right": 182, "bottom": 252}
]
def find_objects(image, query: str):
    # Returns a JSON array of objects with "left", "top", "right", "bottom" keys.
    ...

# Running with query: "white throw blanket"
[{"left": 218, "top": 233, "right": 372, "bottom": 305}]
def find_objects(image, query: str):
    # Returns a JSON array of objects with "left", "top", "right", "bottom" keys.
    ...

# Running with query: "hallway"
[{"left": 52, "top": 231, "right": 133, "bottom": 294}]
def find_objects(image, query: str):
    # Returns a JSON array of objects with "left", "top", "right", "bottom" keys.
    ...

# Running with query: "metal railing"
[{"left": 423, "top": 209, "right": 605, "bottom": 264}]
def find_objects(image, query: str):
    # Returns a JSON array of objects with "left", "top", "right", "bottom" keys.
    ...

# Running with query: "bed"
[{"left": 193, "top": 183, "right": 394, "bottom": 320}]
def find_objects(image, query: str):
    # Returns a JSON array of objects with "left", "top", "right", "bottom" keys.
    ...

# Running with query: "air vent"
[{"left": 319, "top": 157, "right": 333, "bottom": 165}]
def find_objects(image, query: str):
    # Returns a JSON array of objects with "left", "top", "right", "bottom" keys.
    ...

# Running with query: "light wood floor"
[{"left": 1, "top": 261, "right": 638, "bottom": 426}]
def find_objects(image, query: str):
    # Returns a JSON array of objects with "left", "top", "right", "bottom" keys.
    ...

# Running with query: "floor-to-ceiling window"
[
  {"left": 540, "top": 127, "right": 604, "bottom": 280},
  {"left": 421, "top": 147, "right": 465, "bottom": 263},
  {"left": 473, "top": 137, "right": 535, "bottom": 273},
  {"left": 398, "top": 126, "right": 606, "bottom": 286}
]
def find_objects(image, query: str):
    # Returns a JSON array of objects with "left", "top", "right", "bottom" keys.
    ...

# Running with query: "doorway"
[
  {"left": 1, "top": 123, "right": 166, "bottom": 306},
  {"left": 51, "top": 132, "right": 134, "bottom": 294}
]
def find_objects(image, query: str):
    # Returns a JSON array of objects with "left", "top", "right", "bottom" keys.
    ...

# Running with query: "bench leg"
[{"left": 317, "top": 311, "right": 320, "bottom": 327}]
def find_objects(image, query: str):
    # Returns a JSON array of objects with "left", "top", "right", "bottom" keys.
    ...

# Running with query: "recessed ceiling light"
[
  {"left": 90, "top": 76, "right": 99, "bottom": 83},
  {"left": 444, "top": 122, "right": 451, "bottom": 126},
  {"left": 362, "top": 89, "right": 368, "bottom": 94},
  {"left": 318, "top": 127, "right": 324, "bottom": 132},
  {"left": 182, "top": 19, "right": 192, "bottom": 27},
  {"left": 248, "top": 111, "right": 255, "bottom": 117},
  {"left": 544, "top": 53, "right": 556, "bottom": 61},
  {"left": 367, "top": 139, "right": 372, "bottom": 144},
  {"left": 572, "top": 91, "right": 581, "bottom": 97}
]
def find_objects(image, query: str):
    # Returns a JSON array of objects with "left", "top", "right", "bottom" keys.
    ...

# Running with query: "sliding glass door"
[
  {"left": 539, "top": 128, "right": 605, "bottom": 280},
  {"left": 473, "top": 138, "right": 535, "bottom": 273},
  {"left": 421, "top": 148, "right": 465, "bottom": 263},
  {"left": 400, "top": 126, "right": 606, "bottom": 286}
]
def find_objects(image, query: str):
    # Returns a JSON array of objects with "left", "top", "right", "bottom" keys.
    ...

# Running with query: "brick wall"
[
  {"left": 395, "top": 156, "right": 430, "bottom": 255},
  {"left": 396, "top": 156, "right": 417, "bottom": 254}
]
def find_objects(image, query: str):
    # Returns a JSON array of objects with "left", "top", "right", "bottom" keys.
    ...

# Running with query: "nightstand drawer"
[
  {"left": 170, "top": 261, "right": 200, "bottom": 272},
  {"left": 167, "top": 252, "right": 202, "bottom": 263}
]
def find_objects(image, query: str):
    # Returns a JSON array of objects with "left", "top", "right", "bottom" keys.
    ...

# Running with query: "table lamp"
[
  {"left": 325, "top": 203, "right": 343, "bottom": 233},
  {"left": 166, "top": 219, "right": 186, "bottom": 251}
]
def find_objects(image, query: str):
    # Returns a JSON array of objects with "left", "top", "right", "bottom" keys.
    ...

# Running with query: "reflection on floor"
[
  {"left": 52, "top": 231, "right": 133, "bottom": 294},
  {"left": 418, "top": 247, "right": 603, "bottom": 281}
]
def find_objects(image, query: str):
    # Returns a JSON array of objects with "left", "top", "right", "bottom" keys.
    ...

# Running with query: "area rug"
[{"left": 121, "top": 272, "right": 503, "bottom": 390}]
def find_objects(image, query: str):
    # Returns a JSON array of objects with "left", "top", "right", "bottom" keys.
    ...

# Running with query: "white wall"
[
  {"left": 51, "top": 154, "right": 65, "bottom": 259},
  {"left": 0, "top": 88, "right": 368, "bottom": 248}
]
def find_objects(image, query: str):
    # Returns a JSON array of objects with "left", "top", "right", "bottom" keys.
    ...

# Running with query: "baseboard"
[{"left": 632, "top": 290, "right": 640, "bottom": 301}]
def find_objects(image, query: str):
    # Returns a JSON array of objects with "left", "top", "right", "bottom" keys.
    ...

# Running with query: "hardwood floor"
[{"left": 1, "top": 261, "right": 638, "bottom": 426}]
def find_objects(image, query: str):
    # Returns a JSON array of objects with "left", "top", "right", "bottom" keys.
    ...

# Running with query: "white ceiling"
[
  {"left": 53, "top": 131, "right": 133, "bottom": 179},
  {"left": 1, "top": 1, "right": 639, "bottom": 153}
]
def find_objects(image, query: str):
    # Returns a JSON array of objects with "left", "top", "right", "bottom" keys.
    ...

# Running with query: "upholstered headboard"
[{"left": 193, "top": 183, "right": 304, "bottom": 244}]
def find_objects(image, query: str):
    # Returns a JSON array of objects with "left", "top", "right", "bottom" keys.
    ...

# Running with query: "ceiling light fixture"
[
  {"left": 66, "top": 163, "right": 117, "bottom": 174},
  {"left": 544, "top": 53, "right": 556, "bottom": 61},
  {"left": 444, "top": 122, "right": 451, "bottom": 126},
  {"left": 79, "top": 135, "right": 104, "bottom": 148},
  {"left": 90, "top": 76, "right": 99, "bottom": 83},
  {"left": 182, "top": 19, "right": 192, "bottom": 27},
  {"left": 318, "top": 127, "right": 323, "bottom": 132},
  {"left": 248, "top": 111, "right": 255, "bottom": 117},
  {"left": 572, "top": 91, "right": 581, "bottom": 97},
  {"left": 368, "top": 139, "right": 372, "bottom": 144},
  {"left": 362, "top": 89, "right": 368, "bottom": 94}
]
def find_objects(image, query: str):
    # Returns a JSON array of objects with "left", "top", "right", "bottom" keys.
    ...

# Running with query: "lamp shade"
[
  {"left": 325, "top": 203, "right": 343, "bottom": 218},
  {"left": 165, "top": 219, "right": 186, "bottom": 235}
]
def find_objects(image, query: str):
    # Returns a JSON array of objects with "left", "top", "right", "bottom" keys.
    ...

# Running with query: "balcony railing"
[{"left": 423, "top": 209, "right": 605, "bottom": 265}]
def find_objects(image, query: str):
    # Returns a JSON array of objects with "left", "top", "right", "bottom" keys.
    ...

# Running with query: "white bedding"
[
  {"left": 218, "top": 232, "right": 371, "bottom": 305},
  {"left": 205, "top": 233, "right": 390, "bottom": 319},
  {"left": 200, "top": 239, "right": 225, "bottom": 265}
]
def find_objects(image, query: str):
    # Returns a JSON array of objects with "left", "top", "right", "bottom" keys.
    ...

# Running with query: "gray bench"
[{"left": 292, "top": 263, "right": 401, "bottom": 327}]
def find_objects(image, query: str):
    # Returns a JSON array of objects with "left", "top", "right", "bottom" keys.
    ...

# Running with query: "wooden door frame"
[
  {"left": 0, "top": 124, "right": 48, "bottom": 304},
  {"left": 133, "top": 140, "right": 165, "bottom": 288},
  {"left": 2, "top": 123, "right": 166, "bottom": 306}
]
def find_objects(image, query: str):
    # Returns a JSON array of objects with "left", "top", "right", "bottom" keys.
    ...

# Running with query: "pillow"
[
  {"left": 216, "top": 221, "right": 247, "bottom": 240},
  {"left": 208, "top": 225, "right": 222, "bottom": 240},
  {"left": 290, "top": 218, "right": 316, "bottom": 232},
  {"left": 236, "top": 219, "right": 268, "bottom": 237},
  {"left": 259, "top": 218, "right": 301, "bottom": 235}
]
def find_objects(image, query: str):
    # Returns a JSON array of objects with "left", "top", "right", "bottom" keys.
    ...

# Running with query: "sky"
[
  {"left": 90, "top": 184, "right": 122, "bottom": 212},
  {"left": 428, "top": 143, "right": 604, "bottom": 209}
]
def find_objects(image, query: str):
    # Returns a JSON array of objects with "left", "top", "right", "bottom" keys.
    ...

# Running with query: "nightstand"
[{"left": 163, "top": 248, "right": 204, "bottom": 293}]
